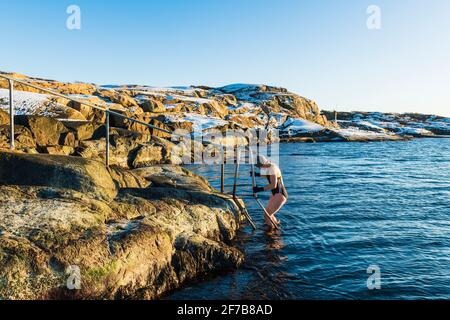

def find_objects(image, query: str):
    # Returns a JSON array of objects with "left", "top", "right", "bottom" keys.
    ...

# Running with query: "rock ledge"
[{"left": 0, "top": 152, "right": 243, "bottom": 300}]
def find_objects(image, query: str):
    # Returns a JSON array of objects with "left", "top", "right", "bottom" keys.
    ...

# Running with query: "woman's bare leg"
[{"left": 265, "top": 194, "right": 287, "bottom": 227}]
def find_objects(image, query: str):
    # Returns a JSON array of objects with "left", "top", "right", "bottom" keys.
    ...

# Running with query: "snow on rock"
[
  {"left": 135, "top": 93, "right": 213, "bottom": 107},
  {"left": 322, "top": 110, "right": 450, "bottom": 137},
  {"left": 0, "top": 89, "right": 50, "bottom": 116},
  {"left": 121, "top": 86, "right": 201, "bottom": 97},
  {"left": 268, "top": 113, "right": 289, "bottom": 128},
  {"left": 216, "top": 84, "right": 284, "bottom": 104},
  {"left": 0, "top": 89, "right": 86, "bottom": 121},
  {"left": 164, "top": 94, "right": 213, "bottom": 105},
  {"left": 9, "top": 71, "right": 447, "bottom": 144},
  {"left": 66, "top": 94, "right": 97, "bottom": 100},
  {"left": 164, "top": 113, "right": 228, "bottom": 135},
  {"left": 227, "top": 102, "right": 257, "bottom": 112},
  {"left": 356, "top": 121, "right": 387, "bottom": 132},
  {"left": 393, "top": 127, "right": 434, "bottom": 136},
  {"left": 281, "top": 117, "right": 325, "bottom": 135},
  {"left": 333, "top": 128, "right": 399, "bottom": 140},
  {"left": 218, "top": 84, "right": 261, "bottom": 94}
]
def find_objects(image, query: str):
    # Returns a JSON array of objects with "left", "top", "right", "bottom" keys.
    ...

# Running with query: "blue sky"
[{"left": 1, "top": 0, "right": 449, "bottom": 116}]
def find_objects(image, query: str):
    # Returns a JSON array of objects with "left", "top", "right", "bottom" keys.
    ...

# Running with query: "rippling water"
[{"left": 169, "top": 139, "right": 450, "bottom": 300}]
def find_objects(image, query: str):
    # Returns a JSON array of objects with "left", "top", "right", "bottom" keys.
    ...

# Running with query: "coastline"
[{"left": 1, "top": 71, "right": 449, "bottom": 300}]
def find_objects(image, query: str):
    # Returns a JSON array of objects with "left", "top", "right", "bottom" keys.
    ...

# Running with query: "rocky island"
[{"left": 1, "top": 71, "right": 449, "bottom": 300}]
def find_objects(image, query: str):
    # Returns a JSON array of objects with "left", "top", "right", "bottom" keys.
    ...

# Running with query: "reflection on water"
[{"left": 168, "top": 139, "right": 450, "bottom": 300}]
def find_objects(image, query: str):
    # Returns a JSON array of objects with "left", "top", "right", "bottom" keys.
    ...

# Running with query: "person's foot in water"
[{"left": 265, "top": 215, "right": 279, "bottom": 228}]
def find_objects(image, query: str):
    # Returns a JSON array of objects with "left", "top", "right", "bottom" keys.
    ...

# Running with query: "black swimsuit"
[{"left": 267, "top": 175, "right": 289, "bottom": 200}]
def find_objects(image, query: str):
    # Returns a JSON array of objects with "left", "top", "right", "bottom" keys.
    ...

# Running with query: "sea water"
[{"left": 169, "top": 139, "right": 450, "bottom": 300}]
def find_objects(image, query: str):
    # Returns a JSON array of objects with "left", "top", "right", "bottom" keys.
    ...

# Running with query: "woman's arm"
[{"left": 264, "top": 175, "right": 278, "bottom": 191}]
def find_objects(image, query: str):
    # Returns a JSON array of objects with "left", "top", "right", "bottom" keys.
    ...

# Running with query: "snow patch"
[
  {"left": 281, "top": 118, "right": 324, "bottom": 134},
  {"left": 218, "top": 84, "right": 261, "bottom": 94},
  {"left": 165, "top": 113, "right": 228, "bottom": 135},
  {"left": 0, "top": 89, "right": 50, "bottom": 116},
  {"left": 356, "top": 121, "right": 386, "bottom": 132},
  {"left": 395, "top": 127, "right": 434, "bottom": 136},
  {"left": 334, "top": 128, "right": 393, "bottom": 139},
  {"left": 165, "top": 94, "right": 213, "bottom": 104},
  {"left": 227, "top": 102, "right": 257, "bottom": 111}
]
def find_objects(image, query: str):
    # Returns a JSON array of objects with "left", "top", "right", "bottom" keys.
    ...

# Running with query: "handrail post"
[
  {"left": 232, "top": 148, "right": 240, "bottom": 198},
  {"left": 106, "top": 110, "right": 110, "bottom": 166},
  {"left": 220, "top": 163, "right": 225, "bottom": 193},
  {"left": 8, "top": 79, "right": 15, "bottom": 150}
]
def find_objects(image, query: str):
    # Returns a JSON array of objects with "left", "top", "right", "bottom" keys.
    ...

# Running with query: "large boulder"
[
  {"left": 59, "top": 132, "right": 78, "bottom": 148},
  {"left": 131, "top": 144, "right": 164, "bottom": 168},
  {"left": 0, "top": 163, "right": 243, "bottom": 300},
  {"left": 14, "top": 116, "right": 68, "bottom": 147},
  {"left": 139, "top": 98, "right": 165, "bottom": 113},
  {"left": 47, "top": 104, "right": 86, "bottom": 121},
  {"left": 0, "top": 152, "right": 117, "bottom": 201},
  {"left": 97, "top": 90, "right": 139, "bottom": 109},
  {"left": 130, "top": 136, "right": 183, "bottom": 168},
  {"left": 76, "top": 139, "right": 129, "bottom": 169},
  {"left": 44, "top": 146, "right": 75, "bottom": 156},
  {"left": 62, "top": 121, "right": 96, "bottom": 141},
  {"left": 132, "top": 165, "right": 212, "bottom": 192},
  {"left": 203, "top": 100, "right": 229, "bottom": 118},
  {"left": 77, "top": 129, "right": 148, "bottom": 169},
  {"left": 0, "top": 125, "right": 36, "bottom": 150},
  {"left": 0, "top": 76, "right": 96, "bottom": 95},
  {"left": 123, "top": 117, "right": 171, "bottom": 139},
  {"left": 67, "top": 95, "right": 107, "bottom": 119},
  {"left": 75, "top": 129, "right": 181, "bottom": 169},
  {"left": 108, "top": 166, "right": 151, "bottom": 189}
]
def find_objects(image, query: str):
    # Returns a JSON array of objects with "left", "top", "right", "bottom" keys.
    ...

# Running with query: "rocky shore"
[
  {"left": 1, "top": 71, "right": 449, "bottom": 300},
  {"left": 2, "top": 72, "right": 448, "bottom": 149},
  {"left": 321, "top": 110, "right": 450, "bottom": 140},
  {"left": 0, "top": 151, "right": 244, "bottom": 299}
]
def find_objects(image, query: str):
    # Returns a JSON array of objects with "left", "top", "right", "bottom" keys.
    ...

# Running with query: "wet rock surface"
[{"left": 0, "top": 152, "right": 243, "bottom": 300}]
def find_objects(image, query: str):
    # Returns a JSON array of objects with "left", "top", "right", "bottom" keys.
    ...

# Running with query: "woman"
[{"left": 253, "top": 155, "right": 288, "bottom": 227}]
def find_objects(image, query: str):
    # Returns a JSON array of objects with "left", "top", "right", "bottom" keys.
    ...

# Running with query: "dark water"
[{"left": 169, "top": 139, "right": 450, "bottom": 300}]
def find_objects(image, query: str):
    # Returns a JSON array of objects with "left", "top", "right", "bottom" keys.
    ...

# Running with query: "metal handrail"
[
  {"left": 0, "top": 73, "right": 259, "bottom": 228},
  {"left": 0, "top": 74, "right": 231, "bottom": 146},
  {"left": 0, "top": 74, "right": 172, "bottom": 129},
  {"left": 0, "top": 74, "right": 176, "bottom": 167}
]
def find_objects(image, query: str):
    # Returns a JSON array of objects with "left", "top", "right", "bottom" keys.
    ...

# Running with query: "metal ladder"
[{"left": 192, "top": 148, "right": 279, "bottom": 230}]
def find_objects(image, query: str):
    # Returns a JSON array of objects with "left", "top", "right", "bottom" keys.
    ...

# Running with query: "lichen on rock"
[{"left": 0, "top": 152, "right": 244, "bottom": 300}]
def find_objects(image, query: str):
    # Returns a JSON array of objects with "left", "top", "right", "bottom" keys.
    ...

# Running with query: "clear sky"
[{"left": 0, "top": 0, "right": 449, "bottom": 116}]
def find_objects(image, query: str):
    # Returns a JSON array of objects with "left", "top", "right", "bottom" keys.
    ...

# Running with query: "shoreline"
[
  {"left": 1, "top": 71, "right": 449, "bottom": 300},
  {"left": 281, "top": 135, "right": 450, "bottom": 143}
]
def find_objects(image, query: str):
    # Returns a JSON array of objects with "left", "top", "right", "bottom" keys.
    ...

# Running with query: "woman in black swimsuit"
[{"left": 253, "top": 155, "right": 288, "bottom": 227}]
